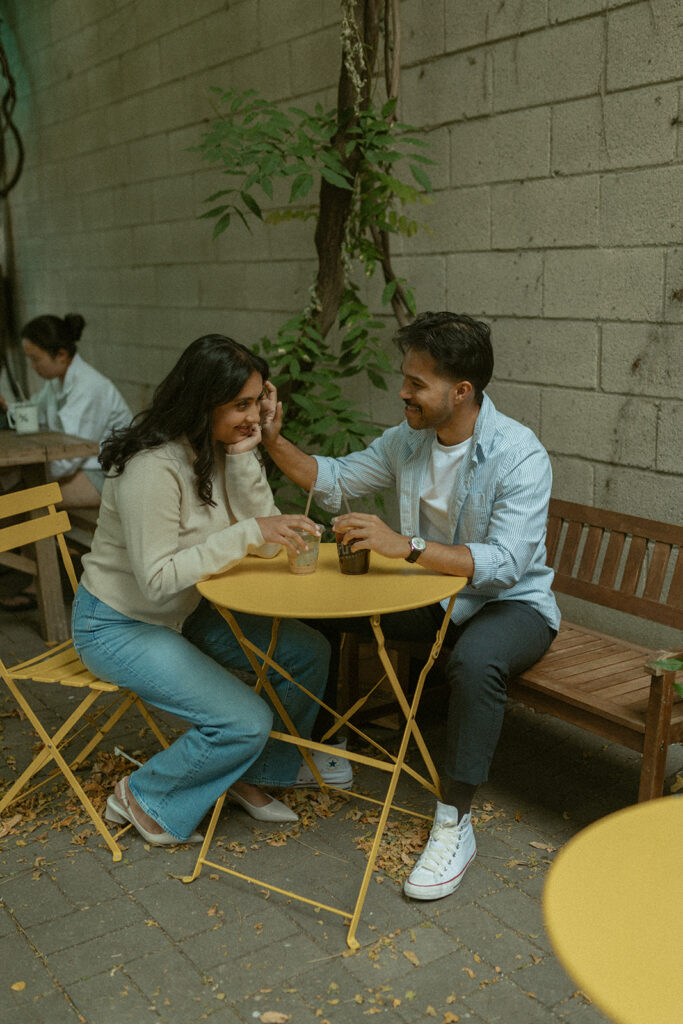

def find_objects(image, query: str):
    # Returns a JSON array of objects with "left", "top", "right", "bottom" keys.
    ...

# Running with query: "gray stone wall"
[{"left": 2, "top": 0, "right": 681, "bottom": 540}]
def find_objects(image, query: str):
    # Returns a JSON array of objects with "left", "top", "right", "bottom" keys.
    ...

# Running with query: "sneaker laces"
[{"left": 417, "top": 821, "right": 463, "bottom": 873}]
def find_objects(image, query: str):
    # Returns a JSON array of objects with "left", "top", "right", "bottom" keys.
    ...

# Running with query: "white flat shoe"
[
  {"left": 105, "top": 777, "right": 203, "bottom": 845},
  {"left": 227, "top": 787, "right": 298, "bottom": 823}
]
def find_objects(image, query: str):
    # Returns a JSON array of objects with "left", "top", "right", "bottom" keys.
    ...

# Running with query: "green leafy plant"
[
  {"left": 193, "top": 3, "right": 434, "bottom": 514},
  {"left": 651, "top": 658, "right": 683, "bottom": 698}
]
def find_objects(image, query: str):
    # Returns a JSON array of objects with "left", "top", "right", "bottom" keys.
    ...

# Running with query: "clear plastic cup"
[{"left": 286, "top": 527, "right": 322, "bottom": 575}]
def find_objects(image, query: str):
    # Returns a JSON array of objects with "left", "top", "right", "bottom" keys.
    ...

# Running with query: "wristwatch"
[{"left": 405, "top": 535, "right": 427, "bottom": 563}]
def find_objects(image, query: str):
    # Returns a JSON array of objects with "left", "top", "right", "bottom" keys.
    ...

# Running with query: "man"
[{"left": 260, "top": 311, "right": 560, "bottom": 901}]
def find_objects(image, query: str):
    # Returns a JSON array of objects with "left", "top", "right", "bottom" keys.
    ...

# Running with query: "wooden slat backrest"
[
  {"left": 0, "top": 509, "right": 72, "bottom": 553},
  {"left": 0, "top": 481, "right": 63, "bottom": 518},
  {"left": 547, "top": 499, "right": 683, "bottom": 630}
]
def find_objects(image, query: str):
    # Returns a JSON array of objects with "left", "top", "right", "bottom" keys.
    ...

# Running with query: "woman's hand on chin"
[{"left": 224, "top": 424, "right": 262, "bottom": 454}]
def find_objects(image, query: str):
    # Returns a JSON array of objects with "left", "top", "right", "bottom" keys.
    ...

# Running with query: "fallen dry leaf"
[
  {"left": 259, "top": 1013, "right": 290, "bottom": 1024},
  {"left": 443, "top": 1014, "right": 460, "bottom": 1023},
  {"left": 0, "top": 814, "right": 22, "bottom": 838},
  {"left": 529, "top": 841, "right": 557, "bottom": 853},
  {"left": 402, "top": 950, "right": 420, "bottom": 967},
  {"left": 11, "top": 981, "right": 26, "bottom": 991}
]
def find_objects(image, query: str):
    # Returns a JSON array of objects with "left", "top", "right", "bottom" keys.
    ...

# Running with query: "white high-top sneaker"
[
  {"left": 404, "top": 801, "right": 476, "bottom": 900},
  {"left": 291, "top": 738, "right": 353, "bottom": 790}
]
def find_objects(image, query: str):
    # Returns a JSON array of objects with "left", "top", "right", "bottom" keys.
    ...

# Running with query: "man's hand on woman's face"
[{"left": 260, "top": 381, "right": 283, "bottom": 445}]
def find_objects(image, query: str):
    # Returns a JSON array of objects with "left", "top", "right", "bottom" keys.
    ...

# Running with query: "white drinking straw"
[{"left": 304, "top": 481, "right": 315, "bottom": 518}]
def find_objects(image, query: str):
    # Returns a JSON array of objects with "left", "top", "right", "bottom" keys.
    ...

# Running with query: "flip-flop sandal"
[{"left": 0, "top": 592, "right": 38, "bottom": 613}]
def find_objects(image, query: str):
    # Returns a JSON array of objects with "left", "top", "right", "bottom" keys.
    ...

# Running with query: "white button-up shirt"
[{"left": 33, "top": 353, "right": 132, "bottom": 481}]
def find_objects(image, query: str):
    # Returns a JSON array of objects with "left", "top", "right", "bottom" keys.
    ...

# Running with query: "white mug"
[{"left": 7, "top": 402, "right": 40, "bottom": 434}]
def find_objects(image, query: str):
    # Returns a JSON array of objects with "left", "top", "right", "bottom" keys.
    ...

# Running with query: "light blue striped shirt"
[{"left": 313, "top": 394, "right": 560, "bottom": 631}]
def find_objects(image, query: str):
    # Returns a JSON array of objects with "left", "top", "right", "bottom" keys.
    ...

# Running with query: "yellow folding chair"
[{"left": 0, "top": 482, "right": 168, "bottom": 861}]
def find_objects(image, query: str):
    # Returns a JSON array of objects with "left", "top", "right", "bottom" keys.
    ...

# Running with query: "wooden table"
[
  {"left": 543, "top": 795, "right": 683, "bottom": 1024},
  {"left": 0, "top": 429, "right": 99, "bottom": 642},
  {"left": 184, "top": 543, "right": 467, "bottom": 948}
]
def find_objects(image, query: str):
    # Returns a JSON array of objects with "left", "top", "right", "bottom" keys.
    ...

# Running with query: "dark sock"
[{"left": 441, "top": 778, "right": 476, "bottom": 822}]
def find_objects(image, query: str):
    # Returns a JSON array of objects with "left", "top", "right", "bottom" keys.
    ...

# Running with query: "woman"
[
  {"left": 19, "top": 313, "right": 132, "bottom": 505},
  {"left": 71, "top": 334, "right": 330, "bottom": 844},
  {"left": 0, "top": 313, "right": 132, "bottom": 613}
]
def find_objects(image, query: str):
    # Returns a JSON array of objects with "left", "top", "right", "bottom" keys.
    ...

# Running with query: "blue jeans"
[{"left": 72, "top": 586, "right": 330, "bottom": 840}]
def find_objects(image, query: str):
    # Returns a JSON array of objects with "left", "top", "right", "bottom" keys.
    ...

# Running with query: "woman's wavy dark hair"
[{"left": 100, "top": 335, "right": 268, "bottom": 506}]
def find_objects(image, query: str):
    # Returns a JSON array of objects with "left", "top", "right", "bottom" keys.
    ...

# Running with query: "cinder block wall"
[{"left": 3, "top": 0, "right": 682, "bottom": 538}]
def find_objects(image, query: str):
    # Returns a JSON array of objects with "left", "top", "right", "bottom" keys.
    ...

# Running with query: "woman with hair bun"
[
  {"left": 0, "top": 313, "right": 132, "bottom": 613},
  {"left": 20, "top": 313, "right": 132, "bottom": 505}
]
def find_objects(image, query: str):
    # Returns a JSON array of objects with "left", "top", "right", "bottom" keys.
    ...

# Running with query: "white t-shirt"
[{"left": 420, "top": 435, "right": 470, "bottom": 544}]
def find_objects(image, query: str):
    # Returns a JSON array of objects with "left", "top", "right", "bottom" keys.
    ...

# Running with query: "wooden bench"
[{"left": 343, "top": 499, "right": 683, "bottom": 802}]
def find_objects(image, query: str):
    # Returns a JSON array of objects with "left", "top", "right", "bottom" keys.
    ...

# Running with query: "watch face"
[{"left": 412, "top": 536, "right": 426, "bottom": 551}]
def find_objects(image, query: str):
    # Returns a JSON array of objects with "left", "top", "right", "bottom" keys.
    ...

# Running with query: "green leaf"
[
  {"left": 289, "top": 172, "right": 314, "bottom": 203},
  {"left": 381, "top": 280, "right": 397, "bottom": 307},
  {"left": 212, "top": 211, "right": 235, "bottom": 237},
  {"left": 409, "top": 163, "right": 433, "bottom": 192},
  {"left": 320, "top": 167, "right": 353, "bottom": 190},
  {"left": 651, "top": 658, "right": 683, "bottom": 672},
  {"left": 381, "top": 97, "right": 398, "bottom": 119},
  {"left": 240, "top": 191, "right": 263, "bottom": 219}
]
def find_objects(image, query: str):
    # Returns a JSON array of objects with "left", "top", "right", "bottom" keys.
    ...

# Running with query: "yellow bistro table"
[
  {"left": 184, "top": 543, "right": 467, "bottom": 948},
  {"left": 543, "top": 795, "right": 683, "bottom": 1024}
]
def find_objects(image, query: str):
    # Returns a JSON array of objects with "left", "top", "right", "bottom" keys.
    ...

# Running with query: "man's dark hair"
[
  {"left": 395, "top": 312, "right": 494, "bottom": 404},
  {"left": 100, "top": 335, "right": 268, "bottom": 505}
]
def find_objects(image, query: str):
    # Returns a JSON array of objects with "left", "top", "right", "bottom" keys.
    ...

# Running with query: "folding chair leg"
[{"left": 0, "top": 674, "right": 122, "bottom": 861}]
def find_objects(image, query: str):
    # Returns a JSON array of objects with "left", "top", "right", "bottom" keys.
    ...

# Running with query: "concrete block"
[
  {"left": 541, "top": 390, "right": 659, "bottom": 468},
  {"left": 142, "top": 78, "right": 200, "bottom": 137},
  {"left": 364, "top": 254, "right": 447, "bottom": 314},
  {"left": 259, "top": 0, "right": 324, "bottom": 49},
  {"left": 203, "top": 3, "right": 260, "bottom": 66},
  {"left": 485, "top": 380, "right": 541, "bottom": 434},
  {"left": 119, "top": 40, "right": 162, "bottom": 97},
  {"left": 167, "top": 124, "right": 204, "bottom": 177},
  {"left": 402, "top": 50, "right": 493, "bottom": 127},
  {"left": 493, "top": 19, "right": 603, "bottom": 112},
  {"left": 601, "top": 323, "right": 683, "bottom": 399},
  {"left": 106, "top": 94, "right": 148, "bottom": 145},
  {"left": 156, "top": 265, "right": 201, "bottom": 308},
  {"left": 114, "top": 181, "right": 155, "bottom": 227},
  {"left": 402, "top": 185, "right": 490, "bottom": 255},
  {"left": 97, "top": 5, "right": 139, "bottom": 63},
  {"left": 467, "top": 977, "right": 558, "bottom": 1024},
  {"left": 549, "top": 0, "right": 606, "bottom": 21},
  {"left": 602, "top": 164, "right": 683, "bottom": 244},
  {"left": 594, "top": 463, "right": 683, "bottom": 523},
  {"left": 228, "top": 42, "right": 291, "bottom": 97},
  {"left": 152, "top": 174, "right": 193, "bottom": 223},
  {"left": 118, "top": 267, "right": 158, "bottom": 305},
  {"left": 86, "top": 57, "right": 122, "bottom": 111},
  {"left": 128, "top": 132, "right": 169, "bottom": 181},
  {"left": 50, "top": 0, "right": 83, "bottom": 39},
  {"left": 446, "top": 0, "right": 547, "bottom": 51},
  {"left": 451, "top": 107, "right": 550, "bottom": 186},
  {"left": 447, "top": 252, "right": 544, "bottom": 317},
  {"left": 159, "top": 18, "right": 210, "bottom": 80},
  {"left": 492, "top": 176, "right": 600, "bottom": 248},
  {"left": 131, "top": 222, "right": 174, "bottom": 265},
  {"left": 168, "top": 216, "right": 216, "bottom": 263},
  {"left": 493, "top": 318, "right": 599, "bottom": 388},
  {"left": 607, "top": 0, "right": 683, "bottom": 91},
  {"left": 98, "top": 226, "right": 135, "bottom": 268},
  {"left": 80, "top": 187, "right": 118, "bottom": 231},
  {"left": 657, "top": 401, "right": 683, "bottom": 474},
  {"left": 552, "top": 85, "right": 679, "bottom": 174},
  {"left": 401, "top": 0, "right": 446, "bottom": 63},
  {"left": 201, "top": 260, "right": 314, "bottom": 311},
  {"left": 290, "top": 25, "right": 342, "bottom": 95},
  {"left": 543, "top": 248, "right": 665, "bottom": 321},
  {"left": 664, "top": 248, "right": 683, "bottom": 323},
  {"left": 547, "top": 455, "right": 595, "bottom": 503}
]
